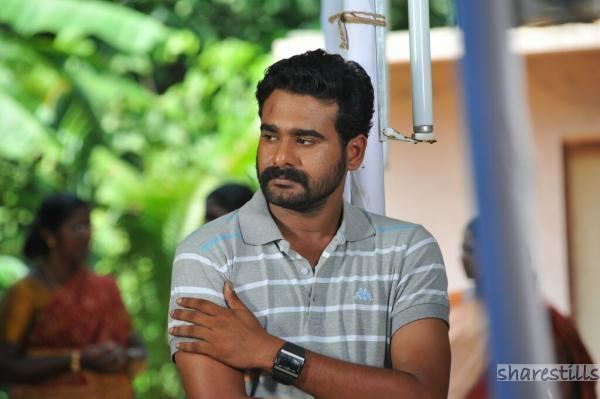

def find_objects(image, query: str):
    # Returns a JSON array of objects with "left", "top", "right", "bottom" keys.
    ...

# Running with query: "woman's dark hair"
[
  {"left": 255, "top": 49, "right": 374, "bottom": 146},
  {"left": 23, "top": 193, "right": 88, "bottom": 259},
  {"left": 206, "top": 183, "right": 254, "bottom": 215}
]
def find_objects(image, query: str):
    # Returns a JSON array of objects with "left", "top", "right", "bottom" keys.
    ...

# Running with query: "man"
[
  {"left": 448, "top": 219, "right": 597, "bottom": 399},
  {"left": 168, "top": 49, "right": 450, "bottom": 399}
]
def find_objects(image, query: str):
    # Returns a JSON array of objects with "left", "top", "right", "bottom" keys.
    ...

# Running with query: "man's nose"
[{"left": 272, "top": 138, "right": 297, "bottom": 167}]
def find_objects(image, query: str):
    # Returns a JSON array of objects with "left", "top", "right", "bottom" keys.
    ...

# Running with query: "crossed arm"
[{"left": 171, "top": 283, "right": 450, "bottom": 399}]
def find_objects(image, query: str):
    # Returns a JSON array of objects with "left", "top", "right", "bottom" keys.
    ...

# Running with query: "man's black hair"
[{"left": 256, "top": 49, "right": 374, "bottom": 145}]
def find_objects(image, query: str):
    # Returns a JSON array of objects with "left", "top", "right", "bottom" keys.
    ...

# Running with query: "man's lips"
[{"left": 270, "top": 178, "right": 300, "bottom": 187}]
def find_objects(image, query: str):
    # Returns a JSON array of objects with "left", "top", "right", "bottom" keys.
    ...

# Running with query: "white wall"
[{"left": 384, "top": 50, "right": 600, "bottom": 314}]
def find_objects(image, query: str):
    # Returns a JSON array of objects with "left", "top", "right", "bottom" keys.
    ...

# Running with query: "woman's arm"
[
  {"left": 0, "top": 343, "right": 71, "bottom": 383},
  {"left": 0, "top": 282, "right": 74, "bottom": 383}
]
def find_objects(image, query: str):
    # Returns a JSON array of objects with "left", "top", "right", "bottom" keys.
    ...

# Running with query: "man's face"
[
  {"left": 256, "top": 89, "right": 347, "bottom": 213},
  {"left": 461, "top": 228, "right": 479, "bottom": 280}
]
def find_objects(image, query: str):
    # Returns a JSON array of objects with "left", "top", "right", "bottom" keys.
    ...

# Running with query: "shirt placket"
[
  {"left": 307, "top": 234, "right": 345, "bottom": 329},
  {"left": 276, "top": 240, "right": 313, "bottom": 333}
]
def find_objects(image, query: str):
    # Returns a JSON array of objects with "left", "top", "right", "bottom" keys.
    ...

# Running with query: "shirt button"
[{"left": 301, "top": 268, "right": 309, "bottom": 275}]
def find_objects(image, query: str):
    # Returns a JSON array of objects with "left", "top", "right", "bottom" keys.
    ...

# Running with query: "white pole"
[
  {"left": 321, "top": 0, "right": 354, "bottom": 203},
  {"left": 341, "top": 0, "right": 386, "bottom": 215},
  {"left": 408, "top": 0, "right": 434, "bottom": 141},
  {"left": 321, "top": 0, "right": 345, "bottom": 56}
]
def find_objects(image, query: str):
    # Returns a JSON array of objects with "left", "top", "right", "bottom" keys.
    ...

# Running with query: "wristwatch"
[{"left": 272, "top": 342, "right": 305, "bottom": 385}]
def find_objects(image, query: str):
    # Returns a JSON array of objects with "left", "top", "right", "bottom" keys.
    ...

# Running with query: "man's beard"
[{"left": 257, "top": 153, "right": 347, "bottom": 213}]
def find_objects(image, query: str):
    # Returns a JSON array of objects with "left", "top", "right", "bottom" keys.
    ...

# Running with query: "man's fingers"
[
  {"left": 176, "top": 340, "right": 212, "bottom": 356},
  {"left": 176, "top": 297, "right": 221, "bottom": 315},
  {"left": 170, "top": 324, "right": 211, "bottom": 341},
  {"left": 224, "top": 281, "right": 245, "bottom": 310},
  {"left": 171, "top": 309, "right": 215, "bottom": 327}
]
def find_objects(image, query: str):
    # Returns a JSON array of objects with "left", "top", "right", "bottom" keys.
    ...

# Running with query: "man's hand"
[{"left": 170, "top": 282, "right": 282, "bottom": 370}]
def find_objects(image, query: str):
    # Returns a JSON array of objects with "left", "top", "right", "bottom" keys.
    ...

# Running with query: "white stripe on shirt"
[
  {"left": 178, "top": 239, "right": 437, "bottom": 274},
  {"left": 405, "top": 237, "right": 436, "bottom": 256},
  {"left": 396, "top": 263, "right": 445, "bottom": 287},
  {"left": 253, "top": 304, "right": 388, "bottom": 318},
  {"left": 394, "top": 288, "right": 447, "bottom": 306},
  {"left": 328, "top": 245, "right": 408, "bottom": 258},
  {"left": 170, "top": 286, "right": 225, "bottom": 300},
  {"left": 235, "top": 274, "right": 400, "bottom": 294},
  {"left": 174, "top": 253, "right": 228, "bottom": 273}
]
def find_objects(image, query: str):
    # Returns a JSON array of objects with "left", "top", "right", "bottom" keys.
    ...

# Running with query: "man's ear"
[{"left": 345, "top": 134, "right": 368, "bottom": 171}]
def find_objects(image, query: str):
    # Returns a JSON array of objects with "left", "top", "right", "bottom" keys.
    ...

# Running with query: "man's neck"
[{"left": 267, "top": 188, "right": 344, "bottom": 266}]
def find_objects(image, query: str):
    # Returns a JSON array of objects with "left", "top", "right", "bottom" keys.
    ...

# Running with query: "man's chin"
[
  {"left": 265, "top": 193, "right": 328, "bottom": 213},
  {"left": 266, "top": 195, "right": 304, "bottom": 208},
  {"left": 262, "top": 189, "right": 302, "bottom": 207}
]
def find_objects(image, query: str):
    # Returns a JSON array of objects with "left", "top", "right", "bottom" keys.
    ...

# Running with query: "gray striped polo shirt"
[{"left": 168, "top": 191, "right": 449, "bottom": 398}]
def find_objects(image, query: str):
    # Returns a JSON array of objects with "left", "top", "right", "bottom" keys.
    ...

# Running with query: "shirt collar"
[{"left": 239, "top": 190, "right": 375, "bottom": 246}]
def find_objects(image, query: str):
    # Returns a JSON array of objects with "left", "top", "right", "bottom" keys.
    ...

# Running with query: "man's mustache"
[{"left": 260, "top": 166, "right": 309, "bottom": 187}]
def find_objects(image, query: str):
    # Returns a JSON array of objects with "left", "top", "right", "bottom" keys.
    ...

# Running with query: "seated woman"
[{"left": 0, "top": 193, "right": 146, "bottom": 399}]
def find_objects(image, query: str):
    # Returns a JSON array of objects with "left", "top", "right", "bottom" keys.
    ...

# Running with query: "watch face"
[{"left": 275, "top": 349, "right": 304, "bottom": 377}]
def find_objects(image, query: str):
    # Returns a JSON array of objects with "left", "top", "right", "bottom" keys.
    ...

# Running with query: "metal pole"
[
  {"left": 375, "top": 0, "right": 390, "bottom": 140},
  {"left": 408, "top": 0, "right": 434, "bottom": 141},
  {"left": 455, "top": 0, "right": 558, "bottom": 398},
  {"left": 321, "top": 0, "right": 354, "bottom": 203},
  {"left": 321, "top": 0, "right": 345, "bottom": 56},
  {"left": 343, "top": 0, "right": 386, "bottom": 215}
]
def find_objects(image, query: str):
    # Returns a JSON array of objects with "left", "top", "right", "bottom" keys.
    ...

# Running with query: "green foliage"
[
  {"left": 113, "top": 0, "right": 322, "bottom": 51},
  {"left": 112, "top": 0, "right": 454, "bottom": 50},
  {"left": 0, "top": 1, "right": 263, "bottom": 397},
  {"left": 390, "top": 0, "right": 456, "bottom": 29},
  {"left": 0, "top": 256, "right": 27, "bottom": 299}
]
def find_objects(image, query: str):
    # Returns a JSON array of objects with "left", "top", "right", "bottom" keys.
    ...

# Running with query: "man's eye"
[
  {"left": 261, "top": 133, "right": 277, "bottom": 141},
  {"left": 297, "top": 138, "right": 313, "bottom": 145}
]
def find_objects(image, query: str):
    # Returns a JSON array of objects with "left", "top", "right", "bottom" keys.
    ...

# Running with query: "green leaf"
[
  {"left": 66, "top": 60, "right": 156, "bottom": 112},
  {"left": 0, "top": 256, "right": 28, "bottom": 293},
  {"left": 89, "top": 147, "right": 144, "bottom": 208},
  {"left": 0, "top": 0, "right": 196, "bottom": 56},
  {"left": 0, "top": 91, "right": 57, "bottom": 159}
]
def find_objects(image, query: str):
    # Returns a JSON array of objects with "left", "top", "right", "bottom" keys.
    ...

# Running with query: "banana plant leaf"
[
  {"left": 0, "top": 91, "right": 58, "bottom": 160},
  {"left": 0, "top": 0, "right": 197, "bottom": 57}
]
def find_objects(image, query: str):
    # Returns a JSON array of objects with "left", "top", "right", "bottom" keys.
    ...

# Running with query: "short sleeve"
[
  {"left": 0, "top": 282, "right": 36, "bottom": 345},
  {"left": 391, "top": 225, "right": 449, "bottom": 334},
  {"left": 167, "top": 240, "right": 229, "bottom": 360}
]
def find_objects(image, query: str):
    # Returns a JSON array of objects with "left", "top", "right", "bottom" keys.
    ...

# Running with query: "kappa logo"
[{"left": 353, "top": 287, "right": 374, "bottom": 302}]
